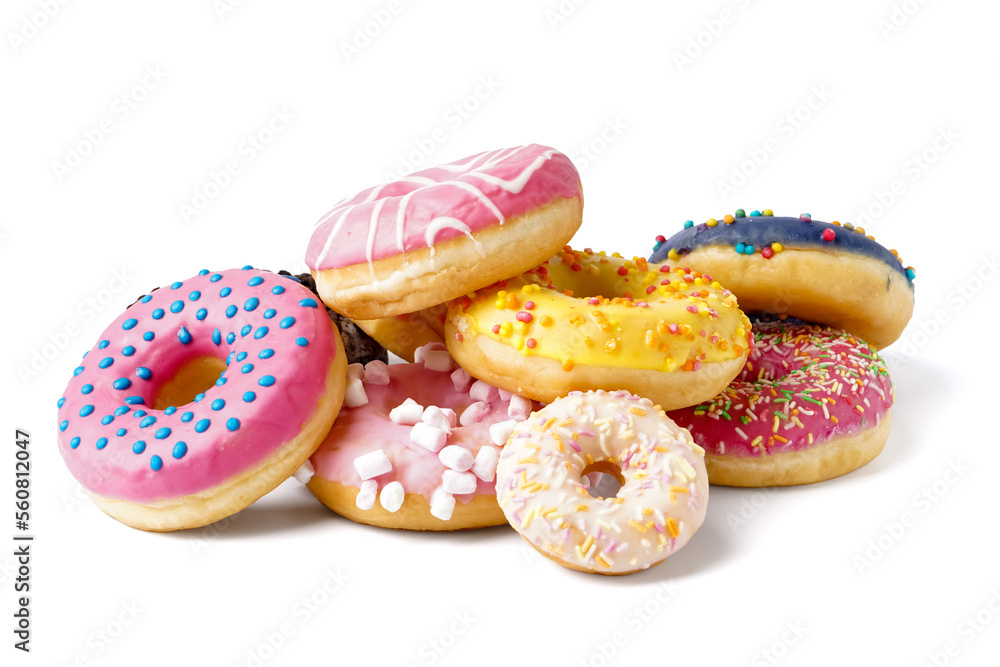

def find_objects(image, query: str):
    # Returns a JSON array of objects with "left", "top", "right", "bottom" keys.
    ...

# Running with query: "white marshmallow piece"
[
  {"left": 489, "top": 419, "right": 518, "bottom": 447},
  {"left": 423, "top": 349, "right": 453, "bottom": 372},
  {"left": 346, "top": 363, "right": 365, "bottom": 382},
  {"left": 293, "top": 460, "right": 314, "bottom": 484},
  {"left": 441, "top": 469, "right": 478, "bottom": 495},
  {"left": 344, "top": 378, "right": 369, "bottom": 408},
  {"left": 439, "top": 407, "right": 457, "bottom": 427},
  {"left": 353, "top": 449, "right": 393, "bottom": 480},
  {"left": 414, "top": 342, "right": 446, "bottom": 365},
  {"left": 422, "top": 405, "right": 453, "bottom": 434},
  {"left": 355, "top": 480, "right": 378, "bottom": 510},
  {"left": 389, "top": 397, "right": 424, "bottom": 425},
  {"left": 469, "top": 380, "right": 499, "bottom": 404},
  {"left": 363, "top": 360, "right": 390, "bottom": 385},
  {"left": 430, "top": 487, "right": 455, "bottom": 521},
  {"left": 438, "top": 445, "right": 474, "bottom": 471},
  {"left": 498, "top": 389, "right": 512, "bottom": 401},
  {"left": 507, "top": 394, "right": 533, "bottom": 421},
  {"left": 410, "top": 422, "right": 448, "bottom": 453},
  {"left": 379, "top": 481, "right": 405, "bottom": 512},
  {"left": 451, "top": 368, "right": 473, "bottom": 392},
  {"left": 471, "top": 445, "right": 500, "bottom": 482},
  {"left": 459, "top": 401, "right": 490, "bottom": 426}
]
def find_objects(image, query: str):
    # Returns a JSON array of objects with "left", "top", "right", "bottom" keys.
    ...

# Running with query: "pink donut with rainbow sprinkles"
[
  {"left": 667, "top": 320, "right": 893, "bottom": 487},
  {"left": 55, "top": 267, "right": 347, "bottom": 531}
]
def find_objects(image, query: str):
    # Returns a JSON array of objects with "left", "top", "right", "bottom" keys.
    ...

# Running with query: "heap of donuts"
[{"left": 55, "top": 146, "right": 914, "bottom": 575}]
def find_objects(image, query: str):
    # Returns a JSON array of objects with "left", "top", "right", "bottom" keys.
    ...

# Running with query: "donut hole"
[
  {"left": 151, "top": 356, "right": 228, "bottom": 410},
  {"left": 582, "top": 460, "right": 625, "bottom": 499}
]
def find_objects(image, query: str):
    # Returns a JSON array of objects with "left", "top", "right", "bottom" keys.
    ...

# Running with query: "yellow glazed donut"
[
  {"left": 445, "top": 247, "right": 752, "bottom": 411},
  {"left": 496, "top": 390, "right": 709, "bottom": 575},
  {"left": 650, "top": 210, "right": 916, "bottom": 349},
  {"left": 305, "top": 145, "right": 583, "bottom": 320}
]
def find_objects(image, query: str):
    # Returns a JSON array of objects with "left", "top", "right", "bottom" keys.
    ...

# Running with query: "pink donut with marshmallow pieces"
[{"left": 305, "top": 344, "right": 541, "bottom": 530}]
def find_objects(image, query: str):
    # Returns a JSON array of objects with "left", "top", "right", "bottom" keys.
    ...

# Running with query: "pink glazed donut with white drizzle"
[
  {"left": 305, "top": 144, "right": 583, "bottom": 320},
  {"left": 55, "top": 268, "right": 347, "bottom": 532},
  {"left": 304, "top": 343, "right": 540, "bottom": 530}
]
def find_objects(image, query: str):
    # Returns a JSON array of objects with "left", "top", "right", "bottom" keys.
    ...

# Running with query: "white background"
[{"left": 2, "top": 1, "right": 998, "bottom": 665}]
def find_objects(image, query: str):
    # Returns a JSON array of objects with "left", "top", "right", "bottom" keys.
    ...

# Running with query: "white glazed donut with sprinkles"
[
  {"left": 55, "top": 267, "right": 347, "bottom": 531},
  {"left": 495, "top": 390, "right": 709, "bottom": 575}
]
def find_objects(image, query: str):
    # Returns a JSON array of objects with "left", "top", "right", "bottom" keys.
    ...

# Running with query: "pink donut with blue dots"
[{"left": 56, "top": 267, "right": 347, "bottom": 531}]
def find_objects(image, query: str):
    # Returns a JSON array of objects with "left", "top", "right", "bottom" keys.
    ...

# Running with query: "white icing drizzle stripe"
[{"left": 366, "top": 198, "right": 387, "bottom": 281}]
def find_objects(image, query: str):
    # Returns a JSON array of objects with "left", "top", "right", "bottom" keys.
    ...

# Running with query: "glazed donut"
[
  {"left": 56, "top": 268, "right": 347, "bottom": 531},
  {"left": 276, "top": 271, "right": 388, "bottom": 366},
  {"left": 305, "top": 144, "right": 583, "bottom": 320},
  {"left": 667, "top": 320, "right": 894, "bottom": 487},
  {"left": 306, "top": 345, "right": 540, "bottom": 531},
  {"left": 354, "top": 303, "right": 446, "bottom": 362},
  {"left": 649, "top": 209, "right": 915, "bottom": 348},
  {"left": 496, "top": 390, "right": 709, "bottom": 575},
  {"left": 445, "top": 246, "right": 752, "bottom": 410}
]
